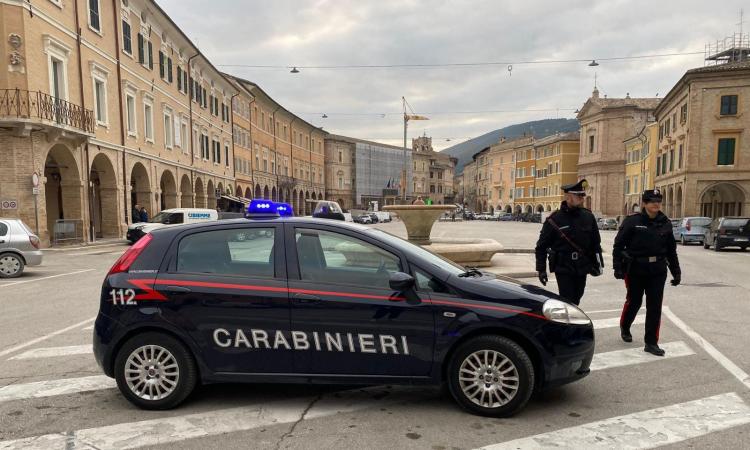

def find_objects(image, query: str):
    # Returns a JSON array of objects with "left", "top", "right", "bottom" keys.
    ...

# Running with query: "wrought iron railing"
[{"left": 0, "top": 89, "right": 95, "bottom": 133}]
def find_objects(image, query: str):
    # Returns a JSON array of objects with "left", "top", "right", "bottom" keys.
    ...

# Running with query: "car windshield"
[
  {"left": 689, "top": 218, "right": 711, "bottom": 227},
  {"left": 722, "top": 218, "right": 749, "bottom": 228},
  {"left": 367, "top": 229, "right": 466, "bottom": 275},
  {"left": 149, "top": 212, "right": 176, "bottom": 224}
]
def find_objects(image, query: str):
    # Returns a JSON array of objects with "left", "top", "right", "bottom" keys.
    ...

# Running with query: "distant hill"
[{"left": 442, "top": 118, "right": 580, "bottom": 173}]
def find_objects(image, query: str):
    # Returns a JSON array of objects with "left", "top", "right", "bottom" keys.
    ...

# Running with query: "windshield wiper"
[{"left": 458, "top": 267, "right": 483, "bottom": 277}]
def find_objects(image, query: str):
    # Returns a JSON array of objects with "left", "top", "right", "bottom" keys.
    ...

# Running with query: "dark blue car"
[{"left": 94, "top": 201, "right": 594, "bottom": 417}]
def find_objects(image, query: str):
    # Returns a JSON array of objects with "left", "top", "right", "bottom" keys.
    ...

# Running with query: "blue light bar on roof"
[
  {"left": 276, "top": 203, "right": 293, "bottom": 216},
  {"left": 247, "top": 199, "right": 279, "bottom": 216}
]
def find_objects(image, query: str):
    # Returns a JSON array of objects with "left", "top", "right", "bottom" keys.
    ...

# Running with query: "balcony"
[{"left": 0, "top": 89, "right": 95, "bottom": 136}]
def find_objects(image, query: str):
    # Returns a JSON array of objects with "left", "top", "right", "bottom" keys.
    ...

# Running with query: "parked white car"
[{"left": 127, "top": 208, "right": 219, "bottom": 243}]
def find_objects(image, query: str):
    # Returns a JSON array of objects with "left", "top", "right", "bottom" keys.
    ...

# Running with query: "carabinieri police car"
[{"left": 94, "top": 200, "right": 594, "bottom": 417}]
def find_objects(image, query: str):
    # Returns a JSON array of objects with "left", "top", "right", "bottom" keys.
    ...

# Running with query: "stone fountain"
[{"left": 382, "top": 204, "right": 503, "bottom": 267}]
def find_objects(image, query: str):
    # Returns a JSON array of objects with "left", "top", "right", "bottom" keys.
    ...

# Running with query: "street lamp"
[{"left": 402, "top": 96, "right": 429, "bottom": 201}]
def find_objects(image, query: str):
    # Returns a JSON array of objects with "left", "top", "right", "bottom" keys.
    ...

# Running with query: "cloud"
[{"left": 158, "top": 0, "right": 747, "bottom": 150}]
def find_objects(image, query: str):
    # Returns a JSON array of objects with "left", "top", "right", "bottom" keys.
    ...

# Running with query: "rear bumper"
[
  {"left": 718, "top": 236, "right": 750, "bottom": 247},
  {"left": 22, "top": 250, "right": 43, "bottom": 266},
  {"left": 680, "top": 233, "right": 704, "bottom": 242}
]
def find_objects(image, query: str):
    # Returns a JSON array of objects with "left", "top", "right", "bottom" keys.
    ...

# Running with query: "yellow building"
[
  {"left": 623, "top": 123, "right": 658, "bottom": 215},
  {"left": 531, "top": 132, "right": 580, "bottom": 212}
]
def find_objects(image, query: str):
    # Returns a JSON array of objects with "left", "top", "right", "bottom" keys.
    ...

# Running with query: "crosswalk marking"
[
  {"left": 590, "top": 341, "right": 694, "bottom": 371},
  {"left": 8, "top": 345, "right": 92, "bottom": 360},
  {"left": 0, "top": 376, "right": 115, "bottom": 404},
  {"left": 81, "top": 325, "right": 94, "bottom": 331},
  {"left": 593, "top": 315, "right": 644, "bottom": 330},
  {"left": 0, "top": 317, "right": 95, "bottom": 358},
  {"left": 0, "top": 387, "right": 425, "bottom": 450},
  {"left": 477, "top": 392, "right": 750, "bottom": 449}
]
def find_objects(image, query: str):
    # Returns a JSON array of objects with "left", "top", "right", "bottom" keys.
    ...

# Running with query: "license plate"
[{"left": 734, "top": 237, "right": 749, "bottom": 242}]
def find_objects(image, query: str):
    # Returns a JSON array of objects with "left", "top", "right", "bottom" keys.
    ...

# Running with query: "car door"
[
  {"left": 0, "top": 221, "right": 9, "bottom": 250},
  {"left": 286, "top": 224, "right": 435, "bottom": 377},
  {"left": 155, "top": 223, "right": 291, "bottom": 374}
]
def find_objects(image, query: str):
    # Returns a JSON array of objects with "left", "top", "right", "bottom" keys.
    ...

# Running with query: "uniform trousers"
[
  {"left": 620, "top": 272, "right": 667, "bottom": 345},
  {"left": 555, "top": 273, "right": 587, "bottom": 305}
]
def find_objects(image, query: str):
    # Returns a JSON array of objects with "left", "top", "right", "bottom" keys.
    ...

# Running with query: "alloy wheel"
[
  {"left": 458, "top": 349, "right": 519, "bottom": 408},
  {"left": 124, "top": 345, "right": 180, "bottom": 401}
]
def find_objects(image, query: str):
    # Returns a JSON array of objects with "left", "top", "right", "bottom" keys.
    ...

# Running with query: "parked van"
[{"left": 126, "top": 208, "right": 218, "bottom": 243}]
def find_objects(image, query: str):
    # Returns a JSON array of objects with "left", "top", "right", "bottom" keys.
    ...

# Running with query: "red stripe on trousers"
[{"left": 620, "top": 273, "right": 630, "bottom": 327}]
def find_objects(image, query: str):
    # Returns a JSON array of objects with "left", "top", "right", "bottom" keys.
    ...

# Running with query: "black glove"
[
  {"left": 538, "top": 271, "right": 548, "bottom": 286},
  {"left": 671, "top": 274, "right": 681, "bottom": 286},
  {"left": 614, "top": 269, "right": 625, "bottom": 280}
]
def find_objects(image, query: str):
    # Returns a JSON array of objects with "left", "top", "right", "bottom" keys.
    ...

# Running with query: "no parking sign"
[{"left": 1, "top": 199, "right": 18, "bottom": 210}]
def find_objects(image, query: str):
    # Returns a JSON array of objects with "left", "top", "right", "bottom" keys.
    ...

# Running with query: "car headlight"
[{"left": 542, "top": 299, "right": 592, "bottom": 325}]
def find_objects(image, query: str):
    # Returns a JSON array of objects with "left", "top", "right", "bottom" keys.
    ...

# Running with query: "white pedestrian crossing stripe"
[
  {"left": 476, "top": 392, "right": 750, "bottom": 449},
  {"left": 589, "top": 341, "right": 694, "bottom": 371},
  {"left": 593, "top": 315, "right": 644, "bottom": 330},
  {"left": 0, "top": 387, "right": 425, "bottom": 449},
  {"left": 0, "top": 376, "right": 115, "bottom": 403},
  {"left": 8, "top": 345, "right": 91, "bottom": 360}
]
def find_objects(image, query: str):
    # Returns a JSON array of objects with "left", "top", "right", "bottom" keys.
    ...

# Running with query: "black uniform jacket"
[
  {"left": 535, "top": 202, "right": 603, "bottom": 276},
  {"left": 613, "top": 210, "right": 681, "bottom": 277}
]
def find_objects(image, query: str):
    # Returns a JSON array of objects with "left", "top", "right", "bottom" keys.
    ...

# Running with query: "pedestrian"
[
  {"left": 139, "top": 206, "right": 149, "bottom": 223},
  {"left": 613, "top": 189, "right": 681, "bottom": 357},
  {"left": 534, "top": 179, "right": 603, "bottom": 305},
  {"left": 131, "top": 204, "right": 141, "bottom": 224}
]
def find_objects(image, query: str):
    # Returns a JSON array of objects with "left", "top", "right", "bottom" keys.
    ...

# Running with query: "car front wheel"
[
  {"left": 714, "top": 239, "right": 722, "bottom": 252},
  {"left": 447, "top": 335, "right": 534, "bottom": 417},
  {"left": 114, "top": 332, "right": 197, "bottom": 410},
  {"left": 0, "top": 253, "right": 24, "bottom": 278}
]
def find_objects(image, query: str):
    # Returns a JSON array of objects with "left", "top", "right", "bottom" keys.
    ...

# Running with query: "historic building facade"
[
  {"left": 512, "top": 137, "right": 537, "bottom": 214},
  {"left": 653, "top": 60, "right": 750, "bottom": 218},
  {"left": 411, "top": 135, "right": 456, "bottom": 205},
  {"left": 323, "top": 135, "right": 356, "bottom": 210},
  {"left": 531, "top": 132, "right": 580, "bottom": 212},
  {"left": 576, "top": 89, "right": 659, "bottom": 217},
  {"left": 623, "top": 123, "right": 658, "bottom": 214},
  {"left": 487, "top": 137, "right": 518, "bottom": 213}
]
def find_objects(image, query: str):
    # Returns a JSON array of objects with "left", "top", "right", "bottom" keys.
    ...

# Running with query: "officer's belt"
[{"left": 633, "top": 256, "right": 665, "bottom": 263}]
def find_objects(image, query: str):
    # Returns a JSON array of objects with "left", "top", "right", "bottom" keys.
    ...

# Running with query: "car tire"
[
  {"left": 703, "top": 240, "right": 709, "bottom": 249},
  {"left": 114, "top": 332, "right": 198, "bottom": 410},
  {"left": 680, "top": 235, "right": 687, "bottom": 246},
  {"left": 714, "top": 239, "right": 722, "bottom": 252},
  {"left": 0, "top": 253, "right": 24, "bottom": 278},
  {"left": 447, "top": 335, "right": 534, "bottom": 417}
]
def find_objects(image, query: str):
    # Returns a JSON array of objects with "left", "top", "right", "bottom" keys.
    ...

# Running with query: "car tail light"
[
  {"left": 686, "top": 221, "right": 691, "bottom": 232},
  {"left": 108, "top": 234, "right": 153, "bottom": 275},
  {"left": 28, "top": 235, "right": 40, "bottom": 249}
]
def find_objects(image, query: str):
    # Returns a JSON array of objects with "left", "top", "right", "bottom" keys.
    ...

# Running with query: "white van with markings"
[{"left": 126, "top": 208, "right": 218, "bottom": 243}]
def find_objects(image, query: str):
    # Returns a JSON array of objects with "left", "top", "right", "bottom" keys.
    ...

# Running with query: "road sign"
[
  {"left": 32, "top": 187, "right": 40, "bottom": 195},
  {"left": 1, "top": 199, "right": 18, "bottom": 210}
]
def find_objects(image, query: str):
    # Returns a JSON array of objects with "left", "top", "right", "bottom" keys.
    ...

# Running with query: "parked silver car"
[
  {"left": 0, "top": 218, "right": 43, "bottom": 278},
  {"left": 675, "top": 217, "right": 711, "bottom": 245}
]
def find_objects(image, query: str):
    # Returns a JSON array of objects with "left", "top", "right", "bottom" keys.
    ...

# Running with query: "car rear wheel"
[
  {"left": 114, "top": 332, "right": 197, "bottom": 410},
  {"left": 0, "top": 253, "right": 24, "bottom": 278},
  {"left": 714, "top": 239, "right": 722, "bottom": 252},
  {"left": 447, "top": 335, "right": 534, "bottom": 417},
  {"left": 680, "top": 235, "right": 687, "bottom": 246}
]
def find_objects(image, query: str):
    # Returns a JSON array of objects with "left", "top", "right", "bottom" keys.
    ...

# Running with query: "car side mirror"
[{"left": 389, "top": 272, "right": 415, "bottom": 292}]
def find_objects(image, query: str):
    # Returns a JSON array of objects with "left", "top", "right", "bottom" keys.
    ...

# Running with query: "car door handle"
[
  {"left": 293, "top": 293, "right": 322, "bottom": 303},
  {"left": 164, "top": 285, "right": 192, "bottom": 293}
]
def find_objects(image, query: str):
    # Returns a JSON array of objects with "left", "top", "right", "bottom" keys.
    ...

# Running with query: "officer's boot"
[
  {"left": 620, "top": 326, "right": 632, "bottom": 343},
  {"left": 644, "top": 344, "right": 665, "bottom": 356}
]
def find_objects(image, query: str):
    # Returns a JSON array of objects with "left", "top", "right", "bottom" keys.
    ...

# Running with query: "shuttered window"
[{"left": 717, "top": 138, "right": 736, "bottom": 165}]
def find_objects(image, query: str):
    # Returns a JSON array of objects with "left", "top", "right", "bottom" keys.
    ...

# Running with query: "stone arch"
[
  {"left": 44, "top": 144, "right": 83, "bottom": 244},
  {"left": 236, "top": 185, "right": 242, "bottom": 197},
  {"left": 180, "top": 174, "right": 193, "bottom": 208},
  {"left": 505, "top": 205, "right": 512, "bottom": 214},
  {"left": 129, "top": 161, "right": 152, "bottom": 224},
  {"left": 206, "top": 179, "right": 216, "bottom": 209},
  {"left": 217, "top": 182, "right": 225, "bottom": 200},
  {"left": 89, "top": 152, "right": 119, "bottom": 238},
  {"left": 244, "top": 187, "right": 252, "bottom": 199},
  {"left": 194, "top": 177, "right": 206, "bottom": 208},
  {"left": 263, "top": 185, "right": 270, "bottom": 199},
  {"left": 699, "top": 182, "right": 746, "bottom": 218},
  {"left": 255, "top": 184, "right": 261, "bottom": 198},
  {"left": 160, "top": 170, "right": 178, "bottom": 211},
  {"left": 271, "top": 186, "right": 277, "bottom": 202},
  {"left": 514, "top": 205, "right": 522, "bottom": 214},
  {"left": 525, "top": 205, "right": 533, "bottom": 214},
  {"left": 536, "top": 204, "right": 544, "bottom": 213},
  {"left": 546, "top": 205, "right": 552, "bottom": 212}
]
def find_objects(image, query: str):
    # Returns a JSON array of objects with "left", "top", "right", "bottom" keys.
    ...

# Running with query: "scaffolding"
[{"left": 705, "top": 33, "right": 750, "bottom": 65}]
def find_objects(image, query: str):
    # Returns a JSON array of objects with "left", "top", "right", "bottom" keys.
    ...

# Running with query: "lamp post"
[{"left": 402, "top": 96, "right": 429, "bottom": 202}]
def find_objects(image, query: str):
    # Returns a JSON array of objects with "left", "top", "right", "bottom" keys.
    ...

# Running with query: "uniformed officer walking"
[
  {"left": 613, "top": 189, "right": 681, "bottom": 356},
  {"left": 535, "top": 179, "right": 603, "bottom": 305}
]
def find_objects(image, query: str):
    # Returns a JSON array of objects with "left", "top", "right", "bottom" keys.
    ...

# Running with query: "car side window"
[
  {"left": 177, "top": 228, "right": 275, "bottom": 278},
  {"left": 169, "top": 213, "right": 184, "bottom": 224},
  {"left": 295, "top": 228, "right": 400, "bottom": 289},
  {"left": 0, "top": 222, "right": 8, "bottom": 236},
  {"left": 413, "top": 267, "right": 450, "bottom": 294}
]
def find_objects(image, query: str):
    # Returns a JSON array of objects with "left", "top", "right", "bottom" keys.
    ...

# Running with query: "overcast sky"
[{"left": 159, "top": 0, "right": 748, "bottom": 151}]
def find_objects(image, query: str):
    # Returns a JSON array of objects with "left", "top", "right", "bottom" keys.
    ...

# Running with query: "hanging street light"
[
  {"left": 588, "top": 60, "right": 599, "bottom": 67},
  {"left": 321, "top": 113, "right": 328, "bottom": 118},
  {"left": 290, "top": 67, "right": 300, "bottom": 73}
]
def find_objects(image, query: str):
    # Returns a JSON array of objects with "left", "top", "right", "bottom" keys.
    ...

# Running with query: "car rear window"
[
  {"left": 722, "top": 218, "right": 750, "bottom": 228},
  {"left": 688, "top": 218, "right": 711, "bottom": 227}
]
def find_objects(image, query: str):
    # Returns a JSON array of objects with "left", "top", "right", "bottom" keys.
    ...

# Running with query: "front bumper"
[
  {"left": 537, "top": 323, "right": 595, "bottom": 389},
  {"left": 681, "top": 234, "right": 704, "bottom": 242}
]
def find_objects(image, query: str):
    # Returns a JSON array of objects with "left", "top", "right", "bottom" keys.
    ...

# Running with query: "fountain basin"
[
  {"left": 428, "top": 238, "right": 504, "bottom": 267},
  {"left": 382, "top": 204, "right": 456, "bottom": 245}
]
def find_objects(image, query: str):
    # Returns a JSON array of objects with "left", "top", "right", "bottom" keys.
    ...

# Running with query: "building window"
[
  {"left": 720, "top": 95, "right": 738, "bottom": 116},
  {"left": 656, "top": 157, "right": 661, "bottom": 176},
  {"left": 122, "top": 20, "right": 132, "bottom": 55},
  {"left": 669, "top": 149, "right": 674, "bottom": 172},
  {"left": 93, "top": 78, "right": 107, "bottom": 125},
  {"left": 588, "top": 135, "right": 594, "bottom": 153},
  {"left": 125, "top": 93, "right": 136, "bottom": 135},
  {"left": 88, "top": 0, "right": 101, "bottom": 32},
  {"left": 163, "top": 111, "right": 173, "bottom": 149},
  {"left": 717, "top": 138, "right": 736, "bottom": 165},
  {"left": 678, "top": 144, "right": 683, "bottom": 169},
  {"left": 225, "top": 143, "right": 230, "bottom": 167},
  {"left": 143, "top": 101, "right": 153, "bottom": 142},
  {"left": 680, "top": 104, "right": 688, "bottom": 123},
  {"left": 137, "top": 33, "right": 153, "bottom": 69}
]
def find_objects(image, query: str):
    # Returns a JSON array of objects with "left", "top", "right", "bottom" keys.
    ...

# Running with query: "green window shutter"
[
  {"left": 159, "top": 51, "right": 164, "bottom": 78},
  {"left": 147, "top": 41, "right": 153, "bottom": 70},
  {"left": 167, "top": 58, "right": 173, "bottom": 83},
  {"left": 137, "top": 33, "right": 144, "bottom": 64}
]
